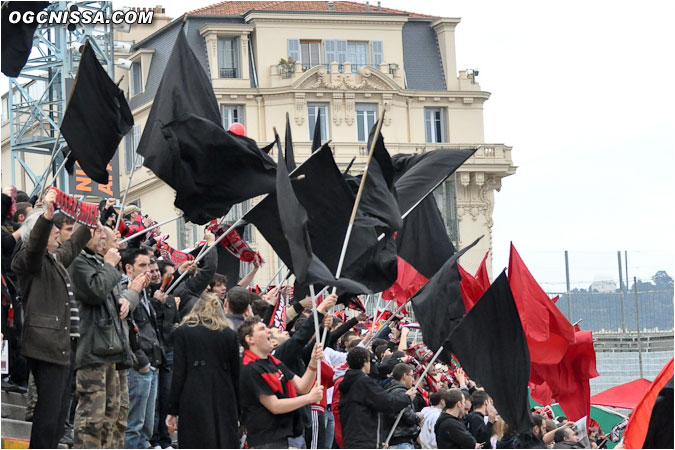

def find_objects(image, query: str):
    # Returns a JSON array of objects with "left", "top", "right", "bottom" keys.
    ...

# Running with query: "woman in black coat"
[{"left": 166, "top": 293, "right": 240, "bottom": 448}]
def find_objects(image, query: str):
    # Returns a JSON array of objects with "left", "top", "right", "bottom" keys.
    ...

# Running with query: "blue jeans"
[
  {"left": 324, "top": 408, "right": 335, "bottom": 449},
  {"left": 288, "top": 434, "right": 307, "bottom": 449},
  {"left": 125, "top": 368, "right": 158, "bottom": 449},
  {"left": 390, "top": 443, "right": 414, "bottom": 449}
]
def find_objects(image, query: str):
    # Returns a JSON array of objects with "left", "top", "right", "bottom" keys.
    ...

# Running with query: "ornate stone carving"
[
  {"left": 294, "top": 93, "right": 306, "bottom": 126},
  {"left": 332, "top": 93, "right": 343, "bottom": 126},
  {"left": 344, "top": 93, "right": 355, "bottom": 126},
  {"left": 382, "top": 94, "right": 393, "bottom": 126},
  {"left": 297, "top": 65, "right": 392, "bottom": 90}
]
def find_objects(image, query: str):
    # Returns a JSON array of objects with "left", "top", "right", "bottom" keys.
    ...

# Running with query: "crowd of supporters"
[{"left": 2, "top": 188, "right": 616, "bottom": 449}]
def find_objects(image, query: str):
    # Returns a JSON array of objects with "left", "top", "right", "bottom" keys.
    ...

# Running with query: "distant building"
[{"left": 590, "top": 276, "right": 617, "bottom": 293}]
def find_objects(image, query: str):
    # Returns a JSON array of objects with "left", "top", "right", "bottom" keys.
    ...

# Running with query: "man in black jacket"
[
  {"left": 339, "top": 347, "right": 412, "bottom": 448},
  {"left": 435, "top": 388, "right": 478, "bottom": 449},
  {"left": 11, "top": 189, "right": 92, "bottom": 449},
  {"left": 382, "top": 363, "right": 422, "bottom": 449},
  {"left": 148, "top": 261, "right": 180, "bottom": 450},
  {"left": 173, "top": 229, "right": 217, "bottom": 319},
  {"left": 120, "top": 248, "right": 161, "bottom": 449},
  {"left": 466, "top": 390, "right": 497, "bottom": 446}
]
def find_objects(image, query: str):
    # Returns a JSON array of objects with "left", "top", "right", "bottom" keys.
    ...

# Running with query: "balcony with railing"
[{"left": 219, "top": 67, "right": 238, "bottom": 78}]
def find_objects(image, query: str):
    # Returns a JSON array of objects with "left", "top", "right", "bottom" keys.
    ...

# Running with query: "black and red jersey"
[{"left": 240, "top": 349, "right": 301, "bottom": 447}]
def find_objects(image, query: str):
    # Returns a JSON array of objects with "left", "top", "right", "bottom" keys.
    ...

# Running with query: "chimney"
[
  {"left": 365, "top": 1, "right": 370, "bottom": 11},
  {"left": 377, "top": 1, "right": 381, "bottom": 11}
]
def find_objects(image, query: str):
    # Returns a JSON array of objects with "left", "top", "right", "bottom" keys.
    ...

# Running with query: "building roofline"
[{"left": 132, "top": 14, "right": 186, "bottom": 50}]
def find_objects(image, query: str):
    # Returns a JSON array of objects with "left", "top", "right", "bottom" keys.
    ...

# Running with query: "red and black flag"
[
  {"left": 383, "top": 148, "right": 476, "bottom": 304},
  {"left": 383, "top": 196, "right": 454, "bottom": 304},
  {"left": 446, "top": 271, "right": 534, "bottom": 434},
  {"left": 59, "top": 41, "right": 134, "bottom": 185},
  {"left": 410, "top": 236, "right": 481, "bottom": 355},
  {"left": 1, "top": 2, "right": 49, "bottom": 77},
  {"left": 136, "top": 26, "right": 275, "bottom": 224},
  {"left": 274, "top": 134, "right": 368, "bottom": 295},
  {"left": 508, "top": 243, "right": 576, "bottom": 365}
]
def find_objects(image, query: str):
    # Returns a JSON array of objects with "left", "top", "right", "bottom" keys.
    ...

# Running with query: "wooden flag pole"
[
  {"left": 383, "top": 346, "right": 445, "bottom": 447},
  {"left": 119, "top": 214, "right": 183, "bottom": 244},
  {"left": 164, "top": 218, "right": 244, "bottom": 295}
]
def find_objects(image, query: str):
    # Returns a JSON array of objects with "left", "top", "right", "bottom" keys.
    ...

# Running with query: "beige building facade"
[{"left": 1, "top": 1, "right": 515, "bottom": 284}]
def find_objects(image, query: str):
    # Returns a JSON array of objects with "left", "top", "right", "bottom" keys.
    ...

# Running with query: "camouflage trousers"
[
  {"left": 25, "top": 371, "right": 37, "bottom": 421},
  {"left": 73, "top": 363, "right": 120, "bottom": 449},
  {"left": 111, "top": 369, "right": 129, "bottom": 449}
]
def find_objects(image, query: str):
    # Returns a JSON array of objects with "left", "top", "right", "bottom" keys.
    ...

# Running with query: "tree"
[{"left": 652, "top": 271, "right": 674, "bottom": 290}]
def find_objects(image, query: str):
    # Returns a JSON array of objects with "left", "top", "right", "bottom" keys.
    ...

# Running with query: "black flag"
[
  {"left": 136, "top": 27, "right": 275, "bottom": 224},
  {"left": 158, "top": 114, "right": 276, "bottom": 224},
  {"left": 1, "top": 2, "right": 49, "bottom": 77},
  {"left": 274, "top": 134, "right": 368, "bottom": 295},
  {"left": 446, "top": 272, "right": 534, "bottom": 434},
  {"left": 411, "top": 236, "right": 482, "bottom": 355},
  {"left": 312, "top": 108, "right": 322, "bottom": 152},
  {"left": 245, "top": 145, "right": 393, "bottom": 295},
  {"left": 358, "top": 125, "right": 402, "bottom": 231},
  {"left": 284, "top": 113, "right": 297, "bottom": 171},
  {"left": 392, "top": 148, "right": 476, "bottom": 217},
  {"left": 60, "top": 41, "right": 134, "bottom": 184}
]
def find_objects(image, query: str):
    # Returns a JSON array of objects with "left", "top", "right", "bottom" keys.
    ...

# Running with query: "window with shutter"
[
  {"left": 124, "top": 124, "right": 142, "bottom": 173},
  {"left": 287, "top": 39, "right": 301, "bottom": 62},
  {"left": 130, "top": 61, "right": 142, "bottom": 95},
  {"left": 372, "top": 41, "right": 383, "bottom": 66}
]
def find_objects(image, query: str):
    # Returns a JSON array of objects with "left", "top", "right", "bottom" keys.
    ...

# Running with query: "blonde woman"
[{"left": 166, "top": 293, "right": 240, "bottom": 448}]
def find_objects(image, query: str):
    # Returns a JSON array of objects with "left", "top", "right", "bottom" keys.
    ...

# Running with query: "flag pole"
[
  {"left": 165, "top": 218, "right": 244, "bottom": 295},
  {"left": 119, "top": 214, "right": 183, "bottom": 244},
  {"left": 264, "top": 264, "right": 288, "bottom": 292},
  {"left": 308, "top": 284, "right": 322, "bottom": 384},
  {"left": 362, "top": 298, "right": 411, "bottom": 349},
  {"left": 32, "top": 129, "right": 63, "bottom": 197},
  {"left": 115, "top": 154, "right": 141, "bottom": 233},
  {"left": 319, "top": 110, "right": 385, "bottom": 347},
  {"left": 42, "top": 153, "right": 71, "bottom": 196},
  {"left": 331, "top": 109, "right": 385, "bottom": 290},
  {"left": 192, "top": 214, "right": 230, "bottom": 261},
  {"left": 383, "top": 346, "right": 445, "bottom": 447}
]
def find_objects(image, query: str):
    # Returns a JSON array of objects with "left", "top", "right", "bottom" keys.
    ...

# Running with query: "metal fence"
[{"left": 550, "top": 290, "right": 673, "bottom": 333}]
